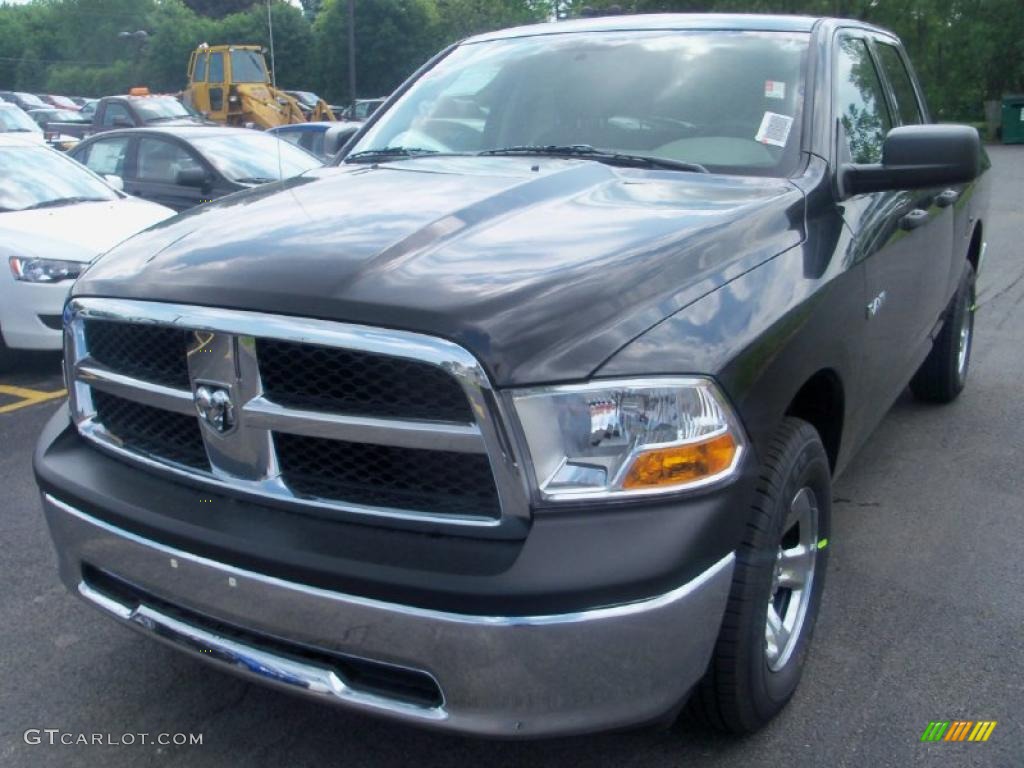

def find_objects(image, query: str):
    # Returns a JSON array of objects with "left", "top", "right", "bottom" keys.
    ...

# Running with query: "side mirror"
[
  {"left": 176, "top": 167, "right": 209, "bottom": 188},
  {"left": 840, "top": 125, "right": 981, "bottom": 197},
  {"left": 111, "top": 116, "right": 133, "bottom": 128},
  {"left": 104, "top": 174, "right": 124, "bottom": 191}
]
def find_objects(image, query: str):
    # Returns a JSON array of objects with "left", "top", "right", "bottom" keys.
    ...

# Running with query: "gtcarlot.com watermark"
[{"left": 24, "top": 729, "right": 203, "bottom": 747}]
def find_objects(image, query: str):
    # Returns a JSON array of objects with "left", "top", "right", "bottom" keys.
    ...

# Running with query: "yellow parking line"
[{"left": 0, "top": 384, "right": 67, "bottom": 414}]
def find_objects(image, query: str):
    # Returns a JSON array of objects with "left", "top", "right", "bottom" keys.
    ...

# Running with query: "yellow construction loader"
[{"left": 183, "top": 44, "right": 335, "bottom": 129}]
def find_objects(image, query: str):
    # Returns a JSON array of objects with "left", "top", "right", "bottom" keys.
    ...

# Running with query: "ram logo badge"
[{"left": 194, "top": 384, "right": 235, "bottom": 434}]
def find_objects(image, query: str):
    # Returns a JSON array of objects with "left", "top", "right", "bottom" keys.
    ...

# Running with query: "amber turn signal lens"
[{"left": 621, "top": 432, "right": 737, "bottom": 490}]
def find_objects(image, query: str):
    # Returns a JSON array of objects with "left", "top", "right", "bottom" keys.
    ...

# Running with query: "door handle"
[
  {"left": 935, "top": 189, "right": 960, "bottom": 208},
  {"left": 900, "top": 208, "right": 929, "bottom": 230}
]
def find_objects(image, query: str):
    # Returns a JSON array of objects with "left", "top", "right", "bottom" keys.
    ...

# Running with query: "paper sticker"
[
  {"left": 765, "top": 80, "right": 786, "bottom": 100},
  {"left": 755, "top": 112, "right": 794, "bottom": 148}
]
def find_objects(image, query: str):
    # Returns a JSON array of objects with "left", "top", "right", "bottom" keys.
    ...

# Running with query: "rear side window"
[
  {"left": 137, "top": 138, "right": 202, "bottom": 183},
  {"left": 81, "top": 137, "right": 130, "bottom": 176},
  {"left": 875, "top": 43, "right": 923, "bottom": 125},
  {"left": 101, "top": 103, "right": 132, "bottom": 128},
  {"left": 834, "top": 37, "right": 892, "bottom": 164}
]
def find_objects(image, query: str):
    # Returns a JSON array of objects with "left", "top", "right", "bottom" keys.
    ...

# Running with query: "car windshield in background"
[
  {"left": 351, "top": 31, "right": 809, "bottom": 176},
  {"left": 0, "top": 107, "right": 42, "bottom": 133},
  {"left": 190, "top": 133, "right": 321, "bottom": 182},
  {"left": 231, "top": 50, "right": 267, "bottom": 83},
  {"left": 0, "top": 145, "right": 116, "bottom": 212},
  {"left": 43, "top": 109, "right": 87, "bottom": 122},
  {"left": 15, "top": 92, "right": 47, "bottom": 108},
  {"left": 134, "top": 98, "right": 193, "bottom": 122}
]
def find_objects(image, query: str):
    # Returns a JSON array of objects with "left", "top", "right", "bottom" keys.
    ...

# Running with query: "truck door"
[
  {"left": 833, "top": 33, "right": 949, "bottom": 411},
  {"left": 207, "top": 51, "right": 227, "bottom": 122},
  {"left": 188, "top": 51, "right": 211, "bottom": 115},
  {"left": 871, "top": 39, "right": 959, "bottom": 313}
]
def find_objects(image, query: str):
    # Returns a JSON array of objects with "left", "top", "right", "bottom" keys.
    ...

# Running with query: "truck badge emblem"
[{"left": 194, "top": 384, "right": 235, "bottom": 433}]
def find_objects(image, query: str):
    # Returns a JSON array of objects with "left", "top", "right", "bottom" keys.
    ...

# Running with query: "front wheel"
[{"left": 688, "top": 417, "right": 831, "bottom": 733}]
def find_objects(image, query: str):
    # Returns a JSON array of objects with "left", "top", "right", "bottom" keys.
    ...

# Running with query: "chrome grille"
[
  {"left": 256, "top": 338, "right": 474, "bottom": 422},
  {"left": 92, "top": 390, "right": 210, "bottom": 471},
  {"left": 84, "top": 319, "right": 190, "bottom": 388},
  {"left": 65, "top": 299, "right": 528, "bottom": 537}
]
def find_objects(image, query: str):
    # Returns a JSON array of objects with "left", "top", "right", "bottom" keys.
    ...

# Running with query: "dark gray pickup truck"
[
  {"left": 34, "top": 14, "right": 988, "bottom": 737},
  {"left": 44, "top": 94, "right": 206, "bottom": 139}
]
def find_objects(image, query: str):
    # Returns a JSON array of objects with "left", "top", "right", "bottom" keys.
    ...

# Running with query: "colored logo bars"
[{"left": 921, "top": 721, "right": 997, "bottom": 742}]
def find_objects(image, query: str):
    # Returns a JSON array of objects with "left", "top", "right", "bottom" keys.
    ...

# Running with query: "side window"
[
  {"left": 835, "top": 37, "right": 893, "bottom": 164},
  {"left": 195, "top": 52, "right": 208, "bottom": 83},
  {"left": 81, "top": 137, "right": 130, "bottom": 176},
  {"left": 101, "top": 103, "right": 132, "bottom": 128},
  {"left": 137, "top": 138, "right": 202, "bottom": 183},
  {"left": 875, "top": 44, "right": 924, "bottom": 125},
  {"left": 208, "top": 53, "right": 224, "bottom": 83}
]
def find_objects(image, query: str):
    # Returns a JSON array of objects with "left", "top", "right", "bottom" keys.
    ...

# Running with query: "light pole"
[
  {"left": 347, "top": 0, "right": 356, "bottom": 106},
  {"left": 118, "top": 30, "right": 149, "bottom": 80}
]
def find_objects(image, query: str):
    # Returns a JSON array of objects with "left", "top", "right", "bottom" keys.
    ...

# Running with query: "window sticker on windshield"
[
  {"left": 765, "top": 81, "right": 786, "bottom": 100},
  {"left": 755, "top": 112, "right": 793, "bottom": 147}
]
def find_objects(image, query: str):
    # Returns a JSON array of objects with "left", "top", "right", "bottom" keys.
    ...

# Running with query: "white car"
[
  {"left": 0, "top": 102, "right": 44, "bottom": 143},
  {"left": 0, "top": 136, "right": 174, "bottom": 369}
]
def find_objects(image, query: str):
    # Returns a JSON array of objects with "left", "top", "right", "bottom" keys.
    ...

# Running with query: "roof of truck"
[{"left": 465, "top": 14, "right": 889, "bottom": 44}]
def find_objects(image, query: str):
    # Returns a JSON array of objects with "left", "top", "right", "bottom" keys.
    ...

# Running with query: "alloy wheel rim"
[
  {"left": 765, "top": 486, "right": 819, "bottom": 672},
  {"left": 957, "top": 285, "right": 975, "bottom": 380}
]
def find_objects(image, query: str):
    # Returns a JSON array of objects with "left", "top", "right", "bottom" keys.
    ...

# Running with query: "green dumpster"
[{"left": 1003, "top": 94, "right": 1024, "bottom": 144}]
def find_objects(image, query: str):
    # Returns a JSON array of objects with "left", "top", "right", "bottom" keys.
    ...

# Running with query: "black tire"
[
  {"left": 688, "top": 417, "right": 831, "bottom": 733},
  {"left": 0, "top": 328, "right": 15, "bottom": 374},
  {"left": 910, "top": 263, "right": 976, "bottom": 404}
]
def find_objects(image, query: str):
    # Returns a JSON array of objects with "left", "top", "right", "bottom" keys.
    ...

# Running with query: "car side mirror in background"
[
  {"left": 103, "top": 174, "right": 124, "bottom": 191},
  {"left": 839, "top": 125, "right": 981, "bottom": 197},
  {"left": 111, "top": 116, "right": 133, "bottom": 128},
  {"left": 176, "top": 167, "right": 209, "bottom": 188}
]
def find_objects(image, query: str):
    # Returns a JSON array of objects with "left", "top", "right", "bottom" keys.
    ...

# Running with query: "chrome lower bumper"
[{"left": 42, "top": 493, "right": 734, "bottom": 737}]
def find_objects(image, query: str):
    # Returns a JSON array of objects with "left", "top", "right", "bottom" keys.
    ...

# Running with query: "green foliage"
[
  {"left": 1, "top": 0, "right": 1020, "bottom": 119},
  {"left": 182, "top": 0, "right": 256, "bottom": 18}
]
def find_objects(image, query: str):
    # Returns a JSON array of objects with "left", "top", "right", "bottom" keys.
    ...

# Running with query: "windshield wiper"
[
  {"left": 479, "top": 145, "right": 708, "bottom": 173},
  {"left": 234, "top": 176, "right": 278, "bottom": 184},
  {"left": 344, "top": 146, "right": 442, "bottom": 163},
  {"left": 21, "top": 196, "right": 109, "bottom": 210}
]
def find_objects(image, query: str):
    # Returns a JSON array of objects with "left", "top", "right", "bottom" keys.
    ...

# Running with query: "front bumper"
[
  {"left": 42, "top": 492, "right": 734, "bottom": 738},
  {"left": 0, "top": 277, "right": 70, "bottom": 350}
]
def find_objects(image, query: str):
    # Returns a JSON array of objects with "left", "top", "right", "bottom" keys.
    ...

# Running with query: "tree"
[{"left": 183, "top": 0, "right": 256, "bottom": 18}]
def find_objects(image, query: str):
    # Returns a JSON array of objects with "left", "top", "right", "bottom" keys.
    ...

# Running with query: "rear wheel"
[
  {"left": 688, "top": 417, "right": 831, "bottom": 733},
  {"left": 910, "top": 263, "right": 976, "bottom": 403}
]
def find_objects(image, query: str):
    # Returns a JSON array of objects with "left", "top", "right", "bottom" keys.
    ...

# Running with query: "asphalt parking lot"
[{"left": 1, "top": 145, "right": 1022, "bottom": 768}]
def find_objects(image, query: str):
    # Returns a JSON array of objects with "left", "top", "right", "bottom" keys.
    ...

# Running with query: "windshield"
[
  {"left": 231, "top": 50, "right": 267, "bottom": 83},
  {"left": 42, "top": 109, "right": 87, "bottom": 122},
  {"left": 16, "top": 92, "right": 47, "bottom": 108},
  {"left": 0, "top": 145, "right": 117, "bottom": 212},
  {"left": 350, "top": 31, "right": 809, "bottom": 176},
  {"left": 292, "top": 91, "right": 318, "bottom": 106},
  {"left": 0, "top": 107, "right": 42, "bottom": 133},
  {"left": 134, "top": 98, "right": 193, "bottom": 121},
  {"left": 190, "top": 133, "right": 321, "bottom": 182},
  {"left": 49, "top": 95, "right": 77, "bottom": 109}
]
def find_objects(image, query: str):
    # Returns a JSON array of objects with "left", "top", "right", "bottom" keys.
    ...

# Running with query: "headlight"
[
  {"left": 511, "top": 377, "right": 745, "bottom": 501},
  {"left": 8, "top": 256, "right": 83, "bottom": 283}
]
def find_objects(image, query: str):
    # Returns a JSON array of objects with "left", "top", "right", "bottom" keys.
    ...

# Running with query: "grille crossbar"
[{"left": 64, "top": 300, "right": 526, "bottom": 535}]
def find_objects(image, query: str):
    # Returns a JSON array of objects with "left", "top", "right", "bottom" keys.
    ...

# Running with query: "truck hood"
[
  {"left": 2, "top": 197, "right": 174, "bottom": 263},
  {"left": 75, "top": 157, "right": 804, "bottom": 384}
]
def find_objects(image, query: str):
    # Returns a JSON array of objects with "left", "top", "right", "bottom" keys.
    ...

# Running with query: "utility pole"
[{"left": 347, "top": 0, "right": 357, "bottom": 105}]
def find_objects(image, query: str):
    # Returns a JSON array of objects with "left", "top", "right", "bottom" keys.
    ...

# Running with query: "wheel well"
[
  {"left": 785, "top": 370, "right": 843, "bottom": 473},
  {"left": 967, "top": 222, "right": 983, "bottom": 272}
]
